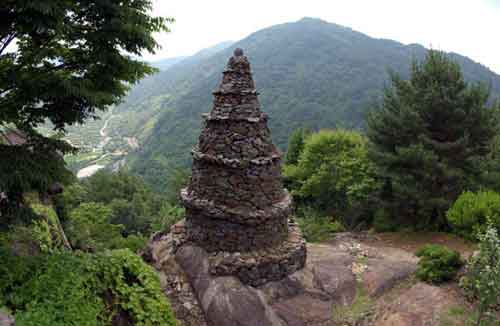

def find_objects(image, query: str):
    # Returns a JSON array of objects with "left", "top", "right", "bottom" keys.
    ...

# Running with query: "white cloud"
[{"left": 145, "top": 0, "right": 500, "bottom": 74}]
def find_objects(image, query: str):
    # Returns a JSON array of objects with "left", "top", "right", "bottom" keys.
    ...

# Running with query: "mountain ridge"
[{"left": 71, "top": 18, "right": 500, "bottom": 189}]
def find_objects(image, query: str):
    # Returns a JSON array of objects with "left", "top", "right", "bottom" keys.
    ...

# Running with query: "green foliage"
[
  {"left": 0, "top": 138, "right": 75, "bottom": 225},
  {"left": 446, "top": 191, "right": 500, "bottom": 241},
  {"left": 65, "top": 203, "right": 125, "bottom": 252},
  {"left": 460, "top": 224, "right": 500, "bottom": 325},
  {"left": 332, "top": 283, "right": 374, "bottom": 324},
  {"left": 478, "top": 107, "right": 500, "bottom": 192},
  {"left": 10, "top": 253, "right": 105, "bottom": 326},
  {"left": 151, "top": 202, "right": 185, "bottom": 233},
  {"left": 1, "top": 0, "right": 171, "bottom": 209},
  {"left": 84, "top": 170, "right": 164, "bottom": 234},
  {"left": 60, "top": 183, "right": 89, "bottom": 213},
  {"left": 372, "top": 208, "right": 398, "bottom": 232},
  {"left": 94, "top": 249, "right": 176, "bottom": 326},
  {"left": 285, "top": 129, "right": 379, "bottom": 227},
  {"left": 0, "top": 201, "right": 67, "bottom": 254},
  {"left": 0, "top": 249, "right": 177, "bottom": 326},
  {"left": 296, "top": 207, "right": 344, "bottom": 242},
  {"left": 56, "top": 171, "right": 184, "bottom": 251},
  {"left": 0, "top": 224, "right": 42, "bottom": 257},
  {"left": 63, "top": 171, "right": 167, "bottom": 235},
  {"left": 285, "top": 128, "right": 311, "bottom": 165},
  {"left": 415, "top": 244, "right": 463, "bottom": 284},
  {"left": 367, "top": 50, "right": 497, "bottom": 229},
  {"left": 164, "top": 168, "right": 191, "bottom": 205},
  {"left": 1, "top": 0, "right": 171, "bottom": 131}
]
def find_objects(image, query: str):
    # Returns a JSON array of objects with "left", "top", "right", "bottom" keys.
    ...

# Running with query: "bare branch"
[{"left": 0, "top": 33, "right": 16, "bottom": 56}]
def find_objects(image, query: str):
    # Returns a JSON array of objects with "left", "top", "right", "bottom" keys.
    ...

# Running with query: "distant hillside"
[
  {"left": 150, "top": 57, "right": 187, "bottom": 71},
  {"left": 55, "top": 42, "right": 234, "bottom": 176},
  {"left": 105, "top": 41, "right": 234, "bottom": 142},
  {"left": 125, "top": 18, "right": 500, "bottom": 191}
]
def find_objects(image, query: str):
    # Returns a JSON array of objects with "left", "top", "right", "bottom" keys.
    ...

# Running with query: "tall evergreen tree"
[
  {"left": 0, "top": 0, "right": 171, "bottom": 213},
  {"left": 285, "top": 128, "right": 311, "bottom": 165},
  {"left": 367, "top": 50, "right": 497, "bottom": 229}
]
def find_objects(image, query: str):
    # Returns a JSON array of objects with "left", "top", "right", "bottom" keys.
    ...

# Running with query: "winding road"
[{"left": 76, "top": 110, "right": 115, "bottom": 178}]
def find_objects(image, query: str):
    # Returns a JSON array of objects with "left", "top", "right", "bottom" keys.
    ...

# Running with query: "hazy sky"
[{"left": 146, "top": 0, "right": 500, "bottom": 74}]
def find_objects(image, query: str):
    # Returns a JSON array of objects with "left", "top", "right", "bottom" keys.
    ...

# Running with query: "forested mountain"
[
  {"left": 105, "top": 41, "right": 235, "bottom": 143},
  {"left": 56, "top": 41, "right": 234, "bottom": 175},
  {"left": 123, "top": 18, "right": 500, "bottom": 191},
  {"left": 151, "top": 56, "right": 187, "bottom": 71}
]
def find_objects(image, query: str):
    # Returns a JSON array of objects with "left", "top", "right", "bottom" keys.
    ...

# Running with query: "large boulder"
[
  {"left": 0, "top": 311, "right": 14, "bottom": 326},
  {"left": 361, "top": 258, "right": 417, "bottom": 297},
  {"left": 272, "top": 294, "right": 332, "bottom": 326},
  {"left": 176, "top": 245, "right": 285, "bottom": 326}
]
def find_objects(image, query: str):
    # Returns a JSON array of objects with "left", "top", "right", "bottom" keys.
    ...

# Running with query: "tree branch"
[{"left": 0, "top": 33, "right": 16, "bottom": 56}]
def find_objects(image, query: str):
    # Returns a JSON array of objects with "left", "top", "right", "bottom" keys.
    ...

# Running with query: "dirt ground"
[{"left": 360, "top": 231, "right": 476, "bottom": 258}]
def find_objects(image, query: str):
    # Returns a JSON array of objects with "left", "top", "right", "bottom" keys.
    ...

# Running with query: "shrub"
[
  {"left": 65, "top": 203, "right": 123, "bottom": 252},
  {"left": 460, "top": 224, "right": 500, "bottom": 325},
  {"left": 285, "top": 128, "right": 311, "bottom": 165},
  {"left": 296, "top": 207, "right": 344, "bottom": 242},
  {"left": 284, "top": 129, "right": 379, "bottom": 225},
  {"left": 0, "top": 203, "right": 67, "bottom": 255},
  {"left": 65, "top": 203, "right": 146, "bottom": 252},
  {"left": 150, "top": 203, "right": 185, "bottom": 233},
  {"left": 446, "top": 191, "right": 500, "bottom": 240},
  {"left": 415, "top": 244, "right": 463, "bottom": 283},
  {"left": 372, "top": 208, "right": 397, "bottom": 232},
  {"left": 0, "top": 249, "right": 177, "bottom": 326}
]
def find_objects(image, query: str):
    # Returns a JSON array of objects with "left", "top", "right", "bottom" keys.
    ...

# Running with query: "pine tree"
[
  {"left": 285, "top": 128, "right": 311, "bottom": 165},
  {"left": 367, "top": 50, "right": 497, "bottom": 229}
]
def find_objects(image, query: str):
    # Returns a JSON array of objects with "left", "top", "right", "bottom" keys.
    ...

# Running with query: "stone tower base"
[
  {"left": 206, "top": 221, "right": 306, "bottom": 286},
  {"left": 163, "top": 219, "right": 306, "bottom": 287}
]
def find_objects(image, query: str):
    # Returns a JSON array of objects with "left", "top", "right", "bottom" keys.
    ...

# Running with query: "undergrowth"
[{"left": 0, "top": 248, "right": 177, "bottom": 326}]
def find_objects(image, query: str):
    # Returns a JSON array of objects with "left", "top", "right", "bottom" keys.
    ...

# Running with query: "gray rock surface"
[
  {"left": 176, "top": 245, "right": 285, "bottom": 326},
  {"left": 374, "top": 282, "right": 460, "bottom": 326},
  {"left": 148, "top": 232, "right": 424, "bottom": 326},
  {"left": 272, "top": 294, "right": 332, "bottom": 326},
  {"left": 0, "top": 311, "right": 14, "bottom": 326}
]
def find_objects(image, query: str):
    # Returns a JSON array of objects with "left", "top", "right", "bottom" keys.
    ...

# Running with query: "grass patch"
[
  {"left": 440, "top": 305, "right": 499, "bottom": 326},
  {"left": 332, "top": 282, "right": 374, "bottom": 324}
]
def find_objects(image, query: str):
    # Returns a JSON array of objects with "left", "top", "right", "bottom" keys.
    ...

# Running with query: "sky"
[{"left": 145, "top": 0, "right": 500, "bottom": 74}]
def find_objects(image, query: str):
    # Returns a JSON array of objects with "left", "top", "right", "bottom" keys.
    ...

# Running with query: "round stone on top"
[{"left": 234, "top": 48, "right": 244, "bottom": 57}]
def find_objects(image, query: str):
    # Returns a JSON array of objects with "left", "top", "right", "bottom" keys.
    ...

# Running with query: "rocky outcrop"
[
  {"left": 0, "top": 311, "right": 14, "bottom": 326},
  {"left": 374, "top": 283, "right": 460, "bottom": 326},
  {"left": 147, "top": 232, "right": 421, "bottom": 326},
  {"left": 176, "top": 245, "right": 285, "bottom": 326}
]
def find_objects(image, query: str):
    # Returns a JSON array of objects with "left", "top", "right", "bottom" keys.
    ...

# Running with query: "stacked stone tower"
[{"left": 180, "top": 49, "right": 306, "bottom": 286}]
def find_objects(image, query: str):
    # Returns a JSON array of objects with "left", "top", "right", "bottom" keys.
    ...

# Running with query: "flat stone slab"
[
  {"left": 312, "top": 252, "right": 357, "bottom": 305},
  {"left": 272, "top": 294, "right": 332, "bottom": 326},
  {"left": 0, "top": 312, "right": 14, "bottom": 326},
  {"left": 176, "top": 245, "right": 285, "bottom": 326},
  {"left": 362, "top": 258, "right": 417, "bottom": 297},
  {"left": 374, "top": 282, "right": 460, "bottom": 326}
]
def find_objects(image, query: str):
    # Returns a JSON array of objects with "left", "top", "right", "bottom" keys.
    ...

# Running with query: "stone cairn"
[{"left": 179, "top": 48, "right": 307, "bottom": 286}]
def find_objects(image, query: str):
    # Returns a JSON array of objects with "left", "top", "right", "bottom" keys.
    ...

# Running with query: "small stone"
[{"left": 234, "top": 48, "right": 244, "bottom": 56}]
